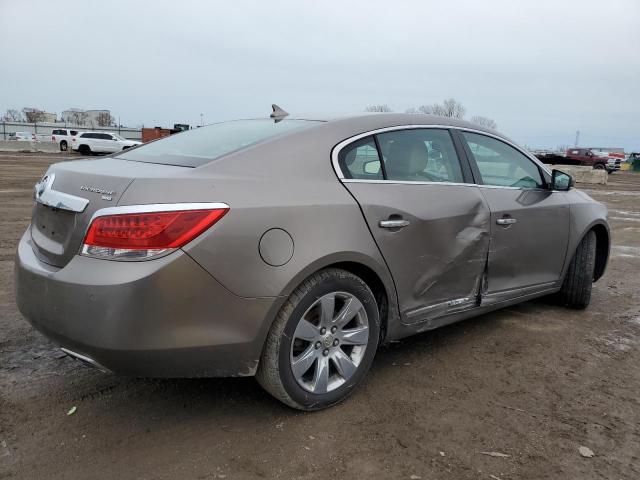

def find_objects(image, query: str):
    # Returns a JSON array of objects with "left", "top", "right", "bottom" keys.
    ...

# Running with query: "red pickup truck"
[{"left": 565, "top": 148, "right": 621, "bottom": 172}]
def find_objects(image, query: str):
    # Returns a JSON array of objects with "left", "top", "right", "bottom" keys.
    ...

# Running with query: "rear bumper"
[{"left": 15, "top": 229, "right": 277, "bottom": 377}]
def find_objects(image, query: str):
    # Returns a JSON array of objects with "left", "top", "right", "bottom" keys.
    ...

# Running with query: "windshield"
[{"left": 117, "top": 119, "right": 321, "bottom": 167}]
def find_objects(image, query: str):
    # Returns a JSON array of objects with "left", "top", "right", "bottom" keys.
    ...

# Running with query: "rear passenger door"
[
  {"left": 458, "top": 131, "right": 570, "bottom": 301},
  {"left": 337, "top": 128, "right": 491, "bottom": 326}
]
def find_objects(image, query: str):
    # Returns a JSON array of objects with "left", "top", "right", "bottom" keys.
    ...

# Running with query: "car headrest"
[{"left": 386, "top": 139, "right": 429, "bottom": 178}]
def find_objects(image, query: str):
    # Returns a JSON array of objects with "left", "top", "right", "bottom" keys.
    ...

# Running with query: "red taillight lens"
[{"left": 82, "top": 208, "right": 228, "bottom": 260}]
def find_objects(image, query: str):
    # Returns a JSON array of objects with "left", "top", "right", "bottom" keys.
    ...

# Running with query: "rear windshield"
[{"left": 117, "top": 119, "right": 321, "bottom": 167}]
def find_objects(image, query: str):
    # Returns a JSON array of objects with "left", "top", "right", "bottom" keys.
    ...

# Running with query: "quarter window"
[
  {"left": 338, "top": 137, "right": 383, "bottom": 180},
  {"left": 462, "top": 132, "right": 544, "bottom": 188},
  {"left": 376, "top": 129, "right": 464, "bottom": 183}
]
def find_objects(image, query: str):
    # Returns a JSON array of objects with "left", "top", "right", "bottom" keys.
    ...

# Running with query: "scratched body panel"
[{"left": 343, "top": 182, "right": 490, "bottom": 324}]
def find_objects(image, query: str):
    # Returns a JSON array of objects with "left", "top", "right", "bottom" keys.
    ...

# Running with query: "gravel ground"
[{"left": 1, "top": 153, "right": 639, "bottom": 479}]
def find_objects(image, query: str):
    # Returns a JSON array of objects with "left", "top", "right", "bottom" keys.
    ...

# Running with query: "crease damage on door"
[{"left": 404, "top": 199, "right": 491, "bottom": 326}]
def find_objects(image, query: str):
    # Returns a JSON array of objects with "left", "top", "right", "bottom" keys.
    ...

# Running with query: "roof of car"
[{"left": 286, "top": 112, "right": 499, "bottom": 135}]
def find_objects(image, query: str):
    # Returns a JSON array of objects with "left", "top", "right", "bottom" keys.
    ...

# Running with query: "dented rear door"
[
  {"left": 345, "top": 182, "right": 490, "bottom": 324},
  {"left": 338, "top": 128, "right": 491, "bottom": 326}
]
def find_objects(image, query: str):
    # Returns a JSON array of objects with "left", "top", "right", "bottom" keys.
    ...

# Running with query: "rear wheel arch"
[
  {"left": 325, "top": 261, "right": 390, "bottom": 342},
  {"left": 269, "top": 256, "right": 396, "bottom": 345}
]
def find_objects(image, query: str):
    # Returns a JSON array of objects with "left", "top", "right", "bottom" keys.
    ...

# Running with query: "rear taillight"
[{"left": 81, "top": 205, "right": 228, "bottom": 260}]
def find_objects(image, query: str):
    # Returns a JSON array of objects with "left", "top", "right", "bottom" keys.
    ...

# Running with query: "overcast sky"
[{"left": 1, "top": 0, "right": 639, "bottom": 149}]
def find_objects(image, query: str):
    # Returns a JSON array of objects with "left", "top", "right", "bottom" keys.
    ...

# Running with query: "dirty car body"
[{"left": 15, "top": 113, "right": 610, "bottom": 408}]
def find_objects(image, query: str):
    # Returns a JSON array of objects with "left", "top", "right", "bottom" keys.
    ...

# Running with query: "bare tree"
[
  {"left": 470, "top": 115, "right": 497, "bottom": 129},
  {"left": 96, "top": 112, "right": 115, "bottom": 127},
  {"left": 3, "top": 109, "right": 24, "bottom": 122},
  {"left": 365, "top": 104, "right": 393, "bottom": 113},
  {"left": 426, "top": 98, "right": 466, "bottom": 118},
  {"left": 23, "top": 108, "right": 46, "bottom": 123},
  {"left": 69, "top": 111, "right": 89, "bottom": 126},
  {"left": 405, "top": 107, "right": 418, "bottom": 114}
]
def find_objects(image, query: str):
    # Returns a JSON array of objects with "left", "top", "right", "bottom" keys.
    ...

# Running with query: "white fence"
[{"left": 0, "top": 121, "right": 142, "bottom": 141}]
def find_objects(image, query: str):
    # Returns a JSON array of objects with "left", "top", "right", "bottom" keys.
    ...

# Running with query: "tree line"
[
  {"left": 2, "top": 108, "right": 115, "bottom": 127},
  {"left": 365, "top": 98, "right": 497, "bottom": 129}
]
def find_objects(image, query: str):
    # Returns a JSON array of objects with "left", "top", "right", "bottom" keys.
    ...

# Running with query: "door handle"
[
  {"left": 496, "top": 217, "right": 517, "bottom": 226},
  {"left": 379, "top": 219, "right": 410, "bottom": 229}
]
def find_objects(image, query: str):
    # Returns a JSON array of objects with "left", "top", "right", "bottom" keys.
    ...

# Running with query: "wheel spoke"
[
  {"left": 320, "top": 294, "right": 336, "bottom": 325},
  {"left": 291, "top": 346, "right": 317, "bottom": 379},
  {"left": 311, "top": 356, "right": 330, "bottom": 393},
  {"left": 333, "top": 297, "right": 363, "bottom": 327},
  {"left": 340, "top": 325, "right": 369, "bottom": 346},
  {"left": 293, "top": 318, "right": 318, "bottom": 342},
  {"left": 332, "top": 349, "right": 357, "bottom": 380}
]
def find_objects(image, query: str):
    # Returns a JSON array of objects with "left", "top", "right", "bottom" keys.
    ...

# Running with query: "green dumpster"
[{"left": 631, "top": 153, "right": 640, "bottom": 172}]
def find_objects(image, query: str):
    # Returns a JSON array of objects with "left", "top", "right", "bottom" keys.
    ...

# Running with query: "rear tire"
[
  {"left": 79, "top": 144, "right": 91, "bottom": 156},
  {"left": 60, "top": 140, "right": 68, "bottom": 151},
  {"left": 256, "top": 268, "right": 380, "bottom": 411},
  {"left": 557, "top": 230, "right": 596, "bottom": 309}
]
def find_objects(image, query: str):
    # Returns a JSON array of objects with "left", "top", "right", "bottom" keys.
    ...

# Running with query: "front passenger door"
[{"left": 459, "top": 131, "right": 570, "bottom": 301}]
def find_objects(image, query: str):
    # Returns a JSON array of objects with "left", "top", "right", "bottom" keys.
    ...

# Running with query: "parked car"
[
  {"left": 15, "top": 113, "right": 610, "bottom": 410},
  {"left": 72, "top": 131, "right": 142, "bottom": 155},
  {"left": 565, "top": 148, "right": 621, "bottom": 173},
  {"left": 8, "top": 131, "right": 35, "bottom": 141},
  {"left": 51, "top": 128, "right": 80, "bottom": 151}
]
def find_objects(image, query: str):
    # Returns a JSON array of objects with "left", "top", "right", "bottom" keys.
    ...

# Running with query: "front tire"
[
  {"left": 60, "top": 140, "right": 68, "bottom": 151},
  {"left": 593, "top": 163, "right": 606, "bottom": 170},
  {"left": 256, "top": 268, "right": 380, "bottom": 410},
  {"left": 557, "top": 230, "right": 596, "bottom": 309}
]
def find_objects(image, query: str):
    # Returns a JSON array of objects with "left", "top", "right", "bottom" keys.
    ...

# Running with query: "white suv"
[
  {"left": 72, "top": 132, "right": 142, "bottom": 155},
  {"left": 51, "top": 128, "right": 80, "bottom": 151}
]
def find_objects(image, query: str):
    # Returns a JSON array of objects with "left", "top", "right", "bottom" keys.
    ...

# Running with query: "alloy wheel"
[{"left": 289, "top": 291, "right": 369, "bottom": 394}]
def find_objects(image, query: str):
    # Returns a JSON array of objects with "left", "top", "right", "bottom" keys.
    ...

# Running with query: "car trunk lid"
[{"left": 29, "top": 158, "right": 189, "bottom": 268}]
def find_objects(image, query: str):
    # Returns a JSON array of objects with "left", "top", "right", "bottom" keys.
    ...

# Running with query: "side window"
[
  {"left": 462, "top": 132, "right": 544, "bottom": 188},
  {"left": 338, "top": 136, "right": 383, "bottom": 180},
  {"left": 376, "top": 129, "right": 464, "bottom": 183}
]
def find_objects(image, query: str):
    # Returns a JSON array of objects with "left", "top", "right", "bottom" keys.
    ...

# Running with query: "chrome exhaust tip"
[{"left": 61, "top": 347, "right": 110, "bottom": 373}]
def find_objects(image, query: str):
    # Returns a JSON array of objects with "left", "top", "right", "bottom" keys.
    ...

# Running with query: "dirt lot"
[{"left": 1, "top": 152, "right": 639, "bottom": 479}]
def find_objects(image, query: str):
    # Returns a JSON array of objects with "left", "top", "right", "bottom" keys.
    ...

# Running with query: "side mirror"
[
  {"left": 551, "top": 169, "right": 574, "bottom": 191},
  {"left": 363, "top": 160, "right": 381, "bottom": 175}
]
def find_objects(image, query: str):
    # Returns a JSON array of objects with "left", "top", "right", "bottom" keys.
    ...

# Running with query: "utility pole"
[
  {"left": 200, "top": 113, "right": 203, "bottom": 127},
  {"left": 574, "top": 130, "right": 580, "bottom": 147}
]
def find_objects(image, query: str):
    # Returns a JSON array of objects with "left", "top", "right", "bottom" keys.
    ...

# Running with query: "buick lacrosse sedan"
[{"left": 16, "top": 110, "right": 610, "bottom": 410}]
